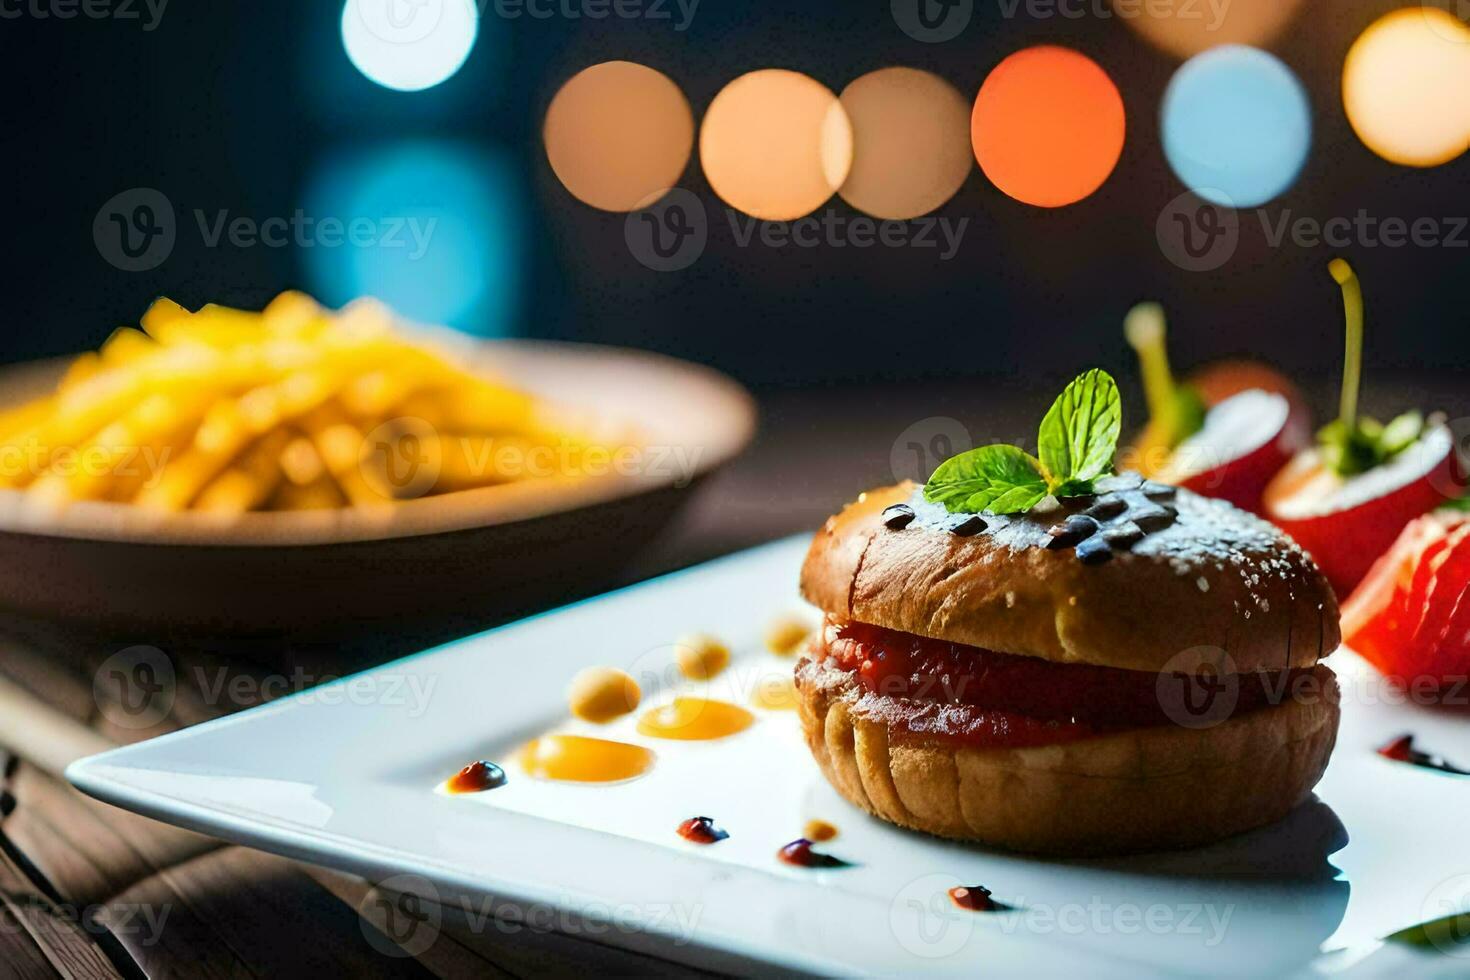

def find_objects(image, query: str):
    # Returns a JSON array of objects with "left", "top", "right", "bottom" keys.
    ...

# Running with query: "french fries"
[{"left": 0, "top": 293, "right": 619, "bottom": 514}]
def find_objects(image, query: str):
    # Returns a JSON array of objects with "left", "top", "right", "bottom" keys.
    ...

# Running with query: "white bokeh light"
[{"left": 341, "top": 0, "right": 478, "bottom": 93}]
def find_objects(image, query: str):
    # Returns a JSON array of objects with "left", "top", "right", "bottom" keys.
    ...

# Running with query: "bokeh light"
[
  {"left": 1161, "top": 45, "right": 1311, "bottom": 208},
  {"left": 544, "top": 62, "right": 694, "bottom": 212},
  {"left": 302, "top": 142, "right": 523, "bottom": 336},
  {"left": 340, "top": 0, "right": 478, "bottom": 92},
  {"left": 838, "top": 67, "right": 973, "bottom": 220},
  {"left": 1116, "top": 0, "right": 1305, "bottom": 58},
  {"left": 699, "top": 69, "right": 853, "bottom": 221},
  {"left": 971, "top": 46, "right": 1125, "bottom": 208},
  {"left": 1343, "top": 8, "right": 1470, "bottom": 168}
]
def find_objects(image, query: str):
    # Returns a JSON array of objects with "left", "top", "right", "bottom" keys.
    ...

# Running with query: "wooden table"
[{"left": 0, "top": 378, "right": 1460, "bottom": 976}]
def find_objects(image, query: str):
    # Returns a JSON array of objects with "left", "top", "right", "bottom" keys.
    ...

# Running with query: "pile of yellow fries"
[{"left": 0, "top": 293, "right": 606, "bottom": 514}]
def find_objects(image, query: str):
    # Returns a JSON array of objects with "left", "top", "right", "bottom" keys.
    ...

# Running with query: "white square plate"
[{"left": 67, "top": 537, "right": 1470, "bottom": 977}]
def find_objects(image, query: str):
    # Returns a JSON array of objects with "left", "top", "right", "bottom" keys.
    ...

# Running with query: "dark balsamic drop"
[
  {"left": 1084, "top": 496, "right": 1128, "bottom": 520},
  {"left": 1075, "top": 536, "right": 1115, "bottom": 565},
  {"left": 1102, "top": 521, "right": 1145, "bottom": 549},
  {"left": 883, "top": 504, "right": 916, "bottom": 530},
  {"left": 1130, "top": 503, "right": 1177, "bottom": 533},
  {"left": 677, "top": 816, "right": 730, "bottom": 844},
  {"left": 1046, "top": 514, "right": 1100, "bottom": 549},
  {"left": 1141, "top": 481, "right": 1177, "bottom": 500},
  {"left": 447, "top": 761, "right": 507, "bottom": 794},
  {"left": 950, "top": 515, "right": 988, "bottom": 536},
  {"left": 948, "top": 885, "right": 1010, "bottom": 912},
  {"left": 777, "top": 838, "right": 850, "bottom": 868},
  {"left": 1377, "top": 734, "right": 1469, "bottom": 775}
]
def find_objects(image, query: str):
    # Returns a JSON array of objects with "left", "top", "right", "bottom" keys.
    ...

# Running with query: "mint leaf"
[
  {"left": 1038, "top": 369, "right": 1122, "bottom": 491},
  {"left": 924, "top": 445, "right": 1048, "bottom": 515},
  {"left": 1441, "top": 495, "right": 1470, "bottom": 513},
  {"left": 1319, "top": 411, "right": 1426, "bottom": 477},
  {"left": 1381, "top": 411, "right": 1425, "bottom": 457}
]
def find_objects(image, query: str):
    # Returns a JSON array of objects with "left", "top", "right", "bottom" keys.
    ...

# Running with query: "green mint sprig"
[
  {"left": 924, "top": 369, "right": 1122, "bottom": 516},
  {"left": 1124, "top": 302, "right": 1207, "bottom": 451},
  {"left": 1320, "top": 258, "right": 1426, "bottom": 477}
]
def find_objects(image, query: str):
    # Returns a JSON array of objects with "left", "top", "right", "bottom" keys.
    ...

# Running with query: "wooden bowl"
[{"left": 0, "top": 340, "right": 755, "bottom": 637}]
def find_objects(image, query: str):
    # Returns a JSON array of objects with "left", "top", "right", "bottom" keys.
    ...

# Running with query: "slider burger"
[{"left": 795, "top": 370, "right": 1340, "bottom": 855}]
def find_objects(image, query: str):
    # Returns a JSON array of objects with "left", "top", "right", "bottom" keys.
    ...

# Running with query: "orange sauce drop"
[
  {"left": 803, "top": 819, "right": 838, "bottom": 842},
  {"left": 517, "top": 734, "right": 654, "bottom": 783},
  {"left": 751, "top": 675, "right": 799, "bottom": 711},
  {"left": 637, "top": 697, "right": 755, "bottom": 741}
]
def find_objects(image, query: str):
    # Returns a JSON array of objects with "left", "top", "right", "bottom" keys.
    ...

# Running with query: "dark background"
[{"left": 0, "top": 0, "right": 1464, "bottom": 401}]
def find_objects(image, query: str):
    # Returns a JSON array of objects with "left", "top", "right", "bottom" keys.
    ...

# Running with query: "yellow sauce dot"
[
  {"left": 567, "top": 666, "right": 641, "bottom": 723},
  {"left": 675, "top": 633, "right": 731, "bottom": 680},
  {"left": 804, "top": 819, "right": 839, "bottom": 842},
  {"left": 637, "top": 697, "right": 755, "bottom": 741},
  {"left": 765, "top": 615, "right": 813, "bottom": 656},
  {"left": 751, "top": 675, "right": 799, "bottom": 711},
  {"left": 518, "top": 734, "right": 655, "bottom": 783}
]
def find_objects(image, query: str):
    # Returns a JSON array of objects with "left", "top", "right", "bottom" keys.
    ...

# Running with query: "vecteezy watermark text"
[
  {"left": 486, "top": 0, "right": 698, "bottom": 30},
  {"left": 625, "top": 189, "right": 970, "bottom": 271},
  {"left": 1158, "top": 191, "right": 1469, "bottom": 272},
  {"left": 93, "top": 646, "right": 441, "bottom": 731},
  {"left": 727, "top": 210, "right": 968, "bottom": 261},
  {"left": 0, "top": 897, "right": 171, "bottom": 947},
  {"left": 0, "top": 0, "right": 168, "bottom": 30},
  {"left": 359, "top": 874, "right": 703, "bottom": 959},
  {"left": 93, "top": 187, "right": 437, "bottom": 273},
  {"left": 996, "top": 0, "right": 1229, "bottom": 29}
]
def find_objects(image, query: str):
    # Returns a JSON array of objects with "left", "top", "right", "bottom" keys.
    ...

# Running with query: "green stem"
[
  {"left": 1124, "top": 302, "right": 1177, "bottom": 437},
  {"left": 1329, "top": 258, "right": 1363, "bottom": 432}
]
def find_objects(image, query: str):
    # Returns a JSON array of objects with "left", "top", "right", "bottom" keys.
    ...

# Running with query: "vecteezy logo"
[
  {"left": 1157, "top": 646, "right": 1239, "bottom": 729},
  {"left": 359, "top": 874, "right": 442, "bottom": 958},
  {"left": 93, "top": 646, "right": 176, "bottom": 730},
  {"left": 1416, "top": 874, "right": 1470, "bottom": 957},
  {"left": 361, "top": 417, "right": 441, "bottom": 501},
  {"left": 891, "top": 0, "right": 972, "bottom": 42},
  {"left": 1156, "top": 190, "right": 1239, "bottom": 273},
  {"left": 1428, "top": 416, "right": 1470, "bottom": 502},
  {"left": 890, "top": 417, "right": 973, "bottom": 484},
  {"left": 890, "top": 873, "right": 975, "bottom": 959},
  {"left": 624, "top": 188, "right": 707, "bottom": 272},
  {"left": 350, "top": 0, "right": 445, "bottom": 45},
  {"left": 93, "top": 188, "right": 176, "bottom": 272},
  {"left": 1423, "top": 1, "right": 1470, "bottom": 43}
]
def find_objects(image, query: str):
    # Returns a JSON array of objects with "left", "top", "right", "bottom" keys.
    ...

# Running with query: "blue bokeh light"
[
  {"left": 1161, "top": 45, "right": 1312, "bottom": 209},
  {"left": 300, "top": 141, "right": 523, "bottom": 337}
]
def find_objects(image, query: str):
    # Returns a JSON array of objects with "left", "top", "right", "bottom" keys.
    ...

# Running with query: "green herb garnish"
[
  {"left": 1319, "top": 259, "right": 1424, "bottom": 477},
  {"left": 1385, "top": 910, "right": 1470, "bottom": 952},
  {"left": 925, "top": 369, "right": 1121, "bottom": 516},
  {"left": 1124, "top": 302, "right": 1207, "bottom": 451},
  {"left": 1440, "top": 495, "right": 1470, "bottom": 514}
]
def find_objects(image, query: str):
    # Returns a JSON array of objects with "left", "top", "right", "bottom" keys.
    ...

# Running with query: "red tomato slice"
[
  {"left": 1438, "top": 578, "right": 1470, "bottom": 684},
  {"left": 1406, "top": 524, "right": 1470, "bottom": 682},
  {"left": 1342, "top": 512, "right": 1466, "bottom": 680}
]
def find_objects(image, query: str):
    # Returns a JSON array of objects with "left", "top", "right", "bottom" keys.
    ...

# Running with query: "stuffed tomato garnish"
[
  {"left": 1264, "top": 260, "right": 1465, "bottom": 596},
  {"left": 1121, "top": 303, "right": 1309, "bottom": 514}
]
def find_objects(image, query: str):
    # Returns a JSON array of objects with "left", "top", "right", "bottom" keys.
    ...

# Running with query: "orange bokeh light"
[
  {"left": 838, "top": 67, "right": 973, "bottom": 220},
  {"left": 544, "top": 61, "right": 694, "bottom": 212},
  {"left": 1117, "top": 0, "right": 1305, "bottom": 58},
  {"left": 699, "top": 69, "right": 853, "bottom": 221},
  {"left": 971, "top": 46, "right": 1126, "bottom": 208}
]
